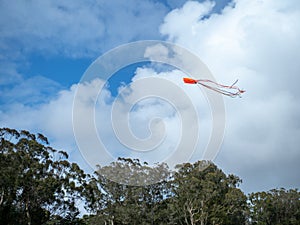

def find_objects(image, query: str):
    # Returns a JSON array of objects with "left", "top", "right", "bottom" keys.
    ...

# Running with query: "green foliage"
[
  {"left": 97, "top": 157, "right": 170, "bottom": 186},
  {"left": 90, "top": 157, "right": 172, "bottom": 225},
  {"left": 1, "top": 127, "right": 299, "bottom": 225},
  {"left": 168, "top": 161, "right": 248, "bottom": 225},
  {"left": 84, "top": 159, "right": 300, "bottom": 225},
  {"left": 248, "top": 188, "right": 300, "bottom": 225},
  {"left": 89, "top": 159, "right": 249, "bottom": 225},
  {"left": 0, "top": 128, "right": 97, "bottom": 225}
]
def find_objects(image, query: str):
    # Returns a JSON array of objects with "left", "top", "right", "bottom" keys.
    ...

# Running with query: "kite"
[{"left": 183, "top": 77, "right": 245, "bottom": 97}]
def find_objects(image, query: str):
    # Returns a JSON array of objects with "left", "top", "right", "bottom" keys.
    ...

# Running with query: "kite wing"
[{"left": 183, "top": 77, "right": 245, "bottom": 97}]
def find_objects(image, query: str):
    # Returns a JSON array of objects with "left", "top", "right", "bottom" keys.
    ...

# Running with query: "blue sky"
[
  {"left": 0, "top": 0, "right": 231, "bottom": 98},
  {"left": 1, "top": 0, "right": 300, "bottom": 193}
]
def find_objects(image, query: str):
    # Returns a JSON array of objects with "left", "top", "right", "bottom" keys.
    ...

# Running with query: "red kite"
[{"left": 183, "top": 77, "right": 245, "bottom": 97}]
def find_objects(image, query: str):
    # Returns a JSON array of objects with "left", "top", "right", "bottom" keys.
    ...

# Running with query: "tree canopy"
[
  {"left": 0, "top": 128, "right": 98, "bottom": 225},
  {"left": 0, "top": 128, "right": 299, "bottom": 225}
]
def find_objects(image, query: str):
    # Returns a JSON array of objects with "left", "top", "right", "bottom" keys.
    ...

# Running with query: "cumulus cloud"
[
  {"left": 0, "top": 0, "right": 233, "bottom": 62},
  {"left": 73, "top": 66, "right": 212, "bottom": 169},
  {"left": 1, "top": 59, "right": 215, "bottom": 175},
  {"left": 0, "top": 77, "right": 102, "bottom": 171},
  {"left": 0, "top": 76, "right": 62, "bottom": 107},
  {"left": 0, "top": 0, "right": 169, "bottom": 59},
  {"left": 0, "top": 0, "right": 171, "bottom": 99},
  {"left": 160, "top": 0, "right": 300, "bottom": 192},
  {"left": 1, "top": 0, "right": 299, "bottom": 193}
]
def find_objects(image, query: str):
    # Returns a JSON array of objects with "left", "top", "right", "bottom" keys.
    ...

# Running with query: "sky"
[{"left": 0, "top": 0, "right": 300, "bottom": 194}]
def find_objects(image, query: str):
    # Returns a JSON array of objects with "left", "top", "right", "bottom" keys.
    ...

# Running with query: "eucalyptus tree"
[
  {"left": 168, "top": 161, "right": 248, "bottom": 225},
  {"left": 89, "top": 158, "right": 172, "bottom": 225},
  {"left": 248, "top": 188, "right": 300, "bottom": 225},
  {"left": 0, "top": 128, "right": 100, "bottom": 225}
]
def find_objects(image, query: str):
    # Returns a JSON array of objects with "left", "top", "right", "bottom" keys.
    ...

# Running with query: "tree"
[
  {"left": 87, "top": 159, "right": 248, "bottom": 225},
  {"left": 248, "top": 188, "right": 300, "bottom": 225},
  {"left": 0, "top": 128, "right": 98, "bottom": 225},
  {"left": 168, "top": 161, "right": 248, "bottom": 225},
  {"left": 87, "top": 158, "right": 172, "bottom": 225}
]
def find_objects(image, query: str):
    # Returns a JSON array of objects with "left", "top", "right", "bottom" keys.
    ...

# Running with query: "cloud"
[
  {"left": 0, "top": 80, "right": 72, "bottom": 142},
  {"left": 0, "top": 0, "right": 171, "bottom": 132},
  {"left": 1, "top": 0, "right": 299, "bottom": 192},
  {"left": 0, "top": 78, "right": 99, "bottom": 171},
  {"left": 0, "top": 75, "right": 62, "bottom": 106},
  {"left": 73, "top": 66, "right": 212, "bottom": 169},
  {"left": 160, "top": 1, "right": 216, "bottom": 42},
  {"left": 0, "top": 0, "right": 233, "bottom": 62},
  {"left": 0, "top": 0, "right": 171, "bottom": 97},
  {"left": 0, "top": 62, "right": 214, "bottom": 176},
  {"left": 160, "top": 0, "right": 300, "bottom": 192},
  {"left": 0, "top": 62, "right": 23, "bottom": 84},
  {"left": 0, "top": 0, "right": 169, "bottom": 59}
]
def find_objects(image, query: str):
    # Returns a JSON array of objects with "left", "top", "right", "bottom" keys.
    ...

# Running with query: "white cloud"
[
  {"left": 72, "top": 67, "right": 212, "bottom": 170},
  {"left": 160, "top": 1, "right": 216, "bottom": 42},
  {"left": 0, "top": 76, "right": 62, "bottom": 107},
  {"left": 0, "top": 62, "right": 23, "bottom": 86},
  {"left": 109, "top": 68, "right": 211, "bottom": 166},
  {"left": 160, "top": 0, "right": 300, "bottom": 192},
  {"left": 0, "top": 0, "right": 171, "bottom": 96},
  {"left": 0, "top": 0, "right": 169, "bottom": 59},
  {"left": 0, "top": 63, "right": 214, "bottom": 176},
  {"left": 2, "top": 0, "right": 299, "bottom": 192},
  {"left": 0, "top": 78, "right": 104, "bottom": 172}
]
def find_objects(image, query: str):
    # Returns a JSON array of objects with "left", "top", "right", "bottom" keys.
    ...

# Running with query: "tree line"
[{"left": 0, "top": 128, "right": 299, "bottom": 225}]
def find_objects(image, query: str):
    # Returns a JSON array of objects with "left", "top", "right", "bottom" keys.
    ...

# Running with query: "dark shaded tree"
[
  {"left": 3, "top": 128, "right": 299, "bottom": 225},
  {"left": 87, "top": 158, "right": 172, "bottom": 225},
  {"left": 87, "top": 159, "right": 248, "bottom": 225},
  {"left": 168, "top": 161, "right": 248, "bottom": 225},
  {"left": 0, "top": 128, "right": 99, "bottom": 225},
  {"left": 248, "top": 188, "right": 300, "bottom": 225}
]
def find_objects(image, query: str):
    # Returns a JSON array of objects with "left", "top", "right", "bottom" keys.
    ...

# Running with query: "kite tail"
[{"left": 183, "top": 77, "right": 245, "bottom": 97}]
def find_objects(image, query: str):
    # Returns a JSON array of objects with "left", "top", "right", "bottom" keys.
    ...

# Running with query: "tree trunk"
[
  {"left": 25, "top": 196, "right": 31, "bottom": 225},
  {"left": 200, "top": 200, "right": 204, "bottom": 225},
  {"left": 0, "top": 190, "right": 4, "bottom": 206},
  {"left": 188, "top": 206, "right": 195, "bottom": 225}
]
